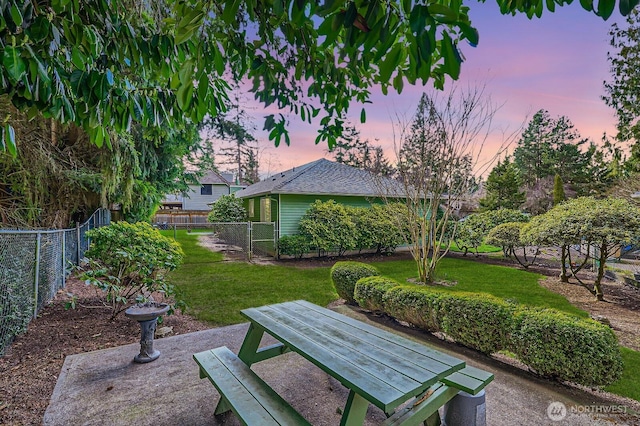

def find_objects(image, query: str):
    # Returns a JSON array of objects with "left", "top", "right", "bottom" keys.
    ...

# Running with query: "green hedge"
[
  {"left": 383, "top": 286, "right": 446, "bottom": 333},
  {"left": 354, "top": 276, "right": 400, "bottom": 312},
  {"left": 358, "top": 280, "right": 623, "bottom": 386},
  {"left": 512, "top": 308, "right": 623, "bottom": 386},
  {"left": 438, "top": 292, "right": 516, "bottom": 354},
  {"left": 330, "top": 261, "right": 379, "bottom": 304}
]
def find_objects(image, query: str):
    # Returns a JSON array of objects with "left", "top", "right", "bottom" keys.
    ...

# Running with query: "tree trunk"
[
  {"left": 594, "top": 241, "right": 607, "bottom": 301},
  {"left": 559, "top": 245, "right": 569, "bottom": 283}
]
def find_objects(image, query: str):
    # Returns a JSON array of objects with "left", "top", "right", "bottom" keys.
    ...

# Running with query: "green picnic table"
[{"left": 194, "top": 300, "right": 493, "bottom": 425}]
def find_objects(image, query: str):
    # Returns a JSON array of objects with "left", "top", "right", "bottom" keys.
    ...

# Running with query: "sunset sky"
[{"left": 240, "top": 2, "right": 627, "bottom": 177}]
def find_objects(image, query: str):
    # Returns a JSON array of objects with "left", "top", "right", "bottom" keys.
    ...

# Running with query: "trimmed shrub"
[
  {"left": 208, "top": 194, "right": 247, "bottom": 223},
  {"left": 438, "top": 292, "right": 516, "bottom": 354},
  {"left": 511, "top": 308, "right": 623, "bottom": 386},
  {"left": 382, "top": 286, "right": 515, "bottom": 353},
  {"left": 382, "top": 286, "right": 446, "bottom": 333},
  {"left": 330, "top": 261, "right": 379, "bottom": 304},
  {"left": 360, "top": 276, "right": 622, "bottom": 386},
  {"left": 354, "top": 276, "right": 401, "bottom": 312},
  {"left": 299, "top": 200, "right": 357, "bottom": 256},
  {"left": 82, "top": 222, "right": 184, "bottom": 319},
  {"left": 277, "top": 235, "right": 311, "bottom": 259}
]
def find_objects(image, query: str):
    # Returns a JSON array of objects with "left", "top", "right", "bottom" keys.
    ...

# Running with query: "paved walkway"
[{"left": 44, "top": 306, "right": 639, "bottom": 425}]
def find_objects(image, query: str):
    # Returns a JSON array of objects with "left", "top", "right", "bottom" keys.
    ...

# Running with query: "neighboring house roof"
[
  {"left": 197, "top": 170, "right": 249, "bottom": 187},
  {"left": 235, "top": 158, "right": 403, "bottom": 199},
  {"left": 199, "top": 170, "right": 232, "bottom": 185}
]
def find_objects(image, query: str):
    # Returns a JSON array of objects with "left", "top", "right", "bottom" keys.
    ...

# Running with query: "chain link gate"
[{"left": 250, "top": 222, "right": 277, "bottom": 258}]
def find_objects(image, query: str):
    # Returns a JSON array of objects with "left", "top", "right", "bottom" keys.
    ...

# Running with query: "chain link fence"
[
  {"left": 165, "top": 222, "right": 277, "bottom": 259},
  {"left": 0, "top": 208, "right": 110, "bottom": 356}
]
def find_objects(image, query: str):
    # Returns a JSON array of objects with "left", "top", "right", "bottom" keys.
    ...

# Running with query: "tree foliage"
[
  {"left": 485, "top": 221, "right": 539, "bottom": 267},
  {"left": 207, "top": 194, "right": 247, "bottom": 223},
  {"left": 1, "top": 0, "right": 636, "bottom": 156},
  {"left": 523, "top": 197, "right": 640, "bottom": 300},
  {"left": 330, "top": 125, "right": 395, "bottom": 177},
  {"left": 604, "top": 9, "right": 640, "bottom": 158},
  {"left": 0, "top": 95, "right": 200, "bottom": 227},
  {"left": 80, "top": 222, "right": 184, "bottom": 320},
  {"left": 455, "top": 208, "right": 529, "bottom": 255},
  {"left": 552, "top": 173, "right": 566, "bottom": 205},
  {"left": 512, "top": 110, "right": 595, "bottom": 213},
  {"left": 299, "top": 200, "right": 357, "bottom": 256},
  {"left": 200, "top": 87, "right": 261, "bottom": 184},
  {"left": 479, "top": 156, "right": 525, "bottom": 211}
]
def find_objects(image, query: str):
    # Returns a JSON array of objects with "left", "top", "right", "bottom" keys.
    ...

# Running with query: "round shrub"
[
  {"left": 330, "top": 261, "right": 379, "bottom": 304},
  {"left": 510, "top": 308, "right": 623, "bottom": 386},
  {"left": 438, "top": 292, "right": 516, "bottom": 354},
  {"left": 207, "top": 194, "right": 247, "bottom": 223},
  {"left": 382, "top": 286, "right": 446, "bottom": 333},
  {"left": 354, "top": 276, "right": 401, "bottom": 312},
  {"left": 82, "top": 222, "right": 184, "bottom": 319}
]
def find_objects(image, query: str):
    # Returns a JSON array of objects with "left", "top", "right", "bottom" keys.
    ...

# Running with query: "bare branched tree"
[{"left": 383, "top": 85, "right": 513, "bottom": 284}]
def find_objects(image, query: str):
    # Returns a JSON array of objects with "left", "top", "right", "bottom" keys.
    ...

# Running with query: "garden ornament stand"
[{"left": 125, "top": 302, "right": 170, "bottom": 363}]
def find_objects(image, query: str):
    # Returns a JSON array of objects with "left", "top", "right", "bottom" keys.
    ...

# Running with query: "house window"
[
  {"left": 248, "top": 199, "right": 255, "bottom": 217},
  {"left": 201, "top": 184, "right": 212, "bottom": 195},
  {"left": 260, "top": 198, "right": 271, "bottom": 222}
]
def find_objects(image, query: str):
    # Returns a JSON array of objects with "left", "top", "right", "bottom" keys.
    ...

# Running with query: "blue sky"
[{"left": 241, "top": 3, "right": 626, "bottom": 176}]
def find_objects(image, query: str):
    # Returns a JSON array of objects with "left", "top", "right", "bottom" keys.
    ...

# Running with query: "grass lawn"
[
  {"left": 605, "top": 347, "right": 640, "bottom": 402},
  {"left": 372, "top": 257, "right": 588, "bottom": 318},
  {"left": 162, "top": 230, "right": 336, "bottom": 325},
  {"left": 446, "top": 242, "right": 502, "bottom": 254},
  {"left": 163, "top": 230, "right": 638, "bottom": 402}
]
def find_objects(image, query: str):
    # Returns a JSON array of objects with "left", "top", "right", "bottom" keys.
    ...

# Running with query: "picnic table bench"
[{"left": 193, "top": 300, "right": 493, "bottom": 425}]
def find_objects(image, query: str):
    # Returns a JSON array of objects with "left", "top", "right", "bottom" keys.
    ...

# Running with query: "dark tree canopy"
[
  {"left": 1, "top": 0, "right": 637, "bottom": 156},
  {"left": 604, "top": 8, "right": 640, "bottom": 155}
]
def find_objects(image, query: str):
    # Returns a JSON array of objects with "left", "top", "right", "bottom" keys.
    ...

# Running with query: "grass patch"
[
  {"left": 605, "top": 347, "right": 640, "bottom": 402},
  {"left": 371, "top": 257, "right": 588, "bottom": 318},
  {"left": 446, "top": 242, "right": 502, "bottom": 254},
  {"left": 162, "top": 230, "right": 336, "bottom": 325}
]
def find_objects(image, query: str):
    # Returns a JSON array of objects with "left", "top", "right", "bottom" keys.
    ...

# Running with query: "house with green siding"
[{"left": 234, "top": 159, "right": 405, "bottom": 237}]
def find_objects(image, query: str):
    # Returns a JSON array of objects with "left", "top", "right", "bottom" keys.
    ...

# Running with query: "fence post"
[
  {"left": 247, "top": 222, "right": 252, "bottom": 261},
  {"left": 76, "top": 222, "right": 81, "bottom": 263},
  {"left": 33, "top": 232, "right": 42, "bottom": 319},
  {"left": 61, "top": 230, "right": 66, "bottom": 289},
  {"left": 274, "top": 222, "right": 278, "bottom": 258}
]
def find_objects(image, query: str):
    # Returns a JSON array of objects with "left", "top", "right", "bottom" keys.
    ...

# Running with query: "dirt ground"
[{"left": 1, "top": 242, "right": 640, "bottom": 425}]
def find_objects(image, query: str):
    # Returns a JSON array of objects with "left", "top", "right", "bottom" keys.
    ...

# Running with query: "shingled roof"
[{"left": 234, "top": 158, "right": 403, "bottom": 199}]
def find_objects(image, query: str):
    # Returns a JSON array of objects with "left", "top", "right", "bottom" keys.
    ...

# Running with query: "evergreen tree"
[
  {"left": 552, "top": 174, "right": 566, "bottom": 205},
  {"left": 330, "top": 125, "right": 394, "bottom": 177},
  {"left": 201, "top": 88, "right": 260, "bottom": 184},
  {"left": 513, "top": 110, "right": 556, "bottom": 186},
  {"left": 479, "top": 157, "right": 525, "bottom": 211}
]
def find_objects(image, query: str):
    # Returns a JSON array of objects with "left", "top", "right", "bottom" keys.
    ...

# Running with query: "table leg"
[
  {"left": 424, "top": 412, "right": 442, "bottom": 426},
  {"left": 340, "top": 390, "right": 369, "bottom": 426},
  {"left": 237, "top": 322, "right": 264, "bottom": 366}
]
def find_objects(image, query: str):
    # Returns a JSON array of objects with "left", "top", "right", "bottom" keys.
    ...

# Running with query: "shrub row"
[
  {"left": 344, "top": 264, "right": 623, "bottom": 387},
  {"left": 281, "top": 200, "right": 408, "bottom": 258}
]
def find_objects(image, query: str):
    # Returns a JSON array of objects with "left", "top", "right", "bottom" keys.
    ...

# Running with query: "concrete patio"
[{"left": 44, "top": 306, "right": 639, "bottom": 425}]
